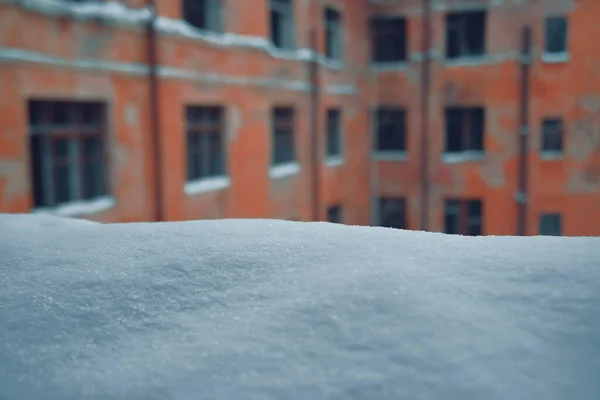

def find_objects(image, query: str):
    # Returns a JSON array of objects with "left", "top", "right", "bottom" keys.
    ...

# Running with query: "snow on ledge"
[
  {"left": 184, "top": 176, "right": 231, "bottom": 195},
  {"left": 442, "top": 151, "right": 485, "bottom": 164},
  {"left": 326, "top": 156, "right": 344, "bottom": 167},
  {"left": 269, "top": 162, "right": 301, "bottom": 179},
  {"left": 371, "top": 61, "right": 409, "bottom": 71},
  {"left": 6, "top": 0, "right": 347, "bottom": 68},
  {"left": 374, "top": 151, "right": 408, "bottom": 161},
  {"left": 31, "top": 195, "right": 115, "bottom": 217},
  {"left": 540, "top": 150, "right": 563, "bottom": 160},
  {"left": 541, "top": 52, "right": 570, "bottom": 64},
  {"left": 12, "top": 0, "right": 151, "bottom": 24}
]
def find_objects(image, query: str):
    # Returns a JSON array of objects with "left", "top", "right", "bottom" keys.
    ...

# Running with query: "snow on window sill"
[
  {"left": 374, "top": 151, "right": 408, "bottom": 161},
  {"left": 541, "top": 52, "right": 570, "bottom": 64},
  {"left": 326, "top": 156, "right": 344, "bottom": 167},
  {"left": 371, "top": 61, "right": 409, "bottom": 71},
  {"left": 540, "top": 150, "right": 563, "bottom": 160},
  {"left": 269, "top": 162, "right": 300, "bottom": 179},
  {"left": 442, "top": 151, "right": 485, "bottom": 164},
  {"left": 184, "top": 176, "right": 231, "bottom": 195},
  {"left": 31, "top": 195, "right": 115, "bottom": 217},
  {"left": 445, "top": 55, "right": 487, "bottom": 67}
]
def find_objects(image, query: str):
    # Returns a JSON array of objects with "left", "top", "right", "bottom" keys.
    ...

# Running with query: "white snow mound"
[{"left": 1, "top": 213, "right": 599, "bottom": 400}]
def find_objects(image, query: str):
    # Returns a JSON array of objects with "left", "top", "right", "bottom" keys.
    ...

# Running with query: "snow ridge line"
[{"left": 3, "top": 0, "right": 345, "bottom": 69}]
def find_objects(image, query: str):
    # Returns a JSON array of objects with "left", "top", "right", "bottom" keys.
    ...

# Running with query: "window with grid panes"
[
  {"left": 370, "top": 16, "right": 407, "bottom": 63},
  {"left": 186, "top": 106, "right": 226, "bottom": 181},
  {"left": 28, "top": 101, "right": 107, "bottom": 208},
  {"left": 324, "top": 7, "right": 343, "bottom": 60},
  {"left": 541, "top": 118, "right": 564, "bottom": 152},
  {"left": 445, "top": 107, "right": 485, "bottom": 153},
  {"left": 272, "top": 107, "right": 296, "bottom": 165},
  {"left": 378, "top": 197, "right": 406, "bottom": 229},
  {"left": 270, "top": 0, "right": 295, "bottom": 49},
  {"left": 183, "top": 0, "right": 223, "bottom": 32},
  {"left": 375, "top": 108, "right": 406, "bottom": 152},
  {"left": 544, "top": 16, "right": 568, "bottom": 54},
  {"left": 444, "top": 199, "right": 483, "bottom": 236},
  {"left": 445, "top": 11, "right": 486, "bottom": 59}
]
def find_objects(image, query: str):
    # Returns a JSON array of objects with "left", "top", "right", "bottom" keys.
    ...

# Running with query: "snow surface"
[{"left": 1, "top": 214, "right": 600, "bottom": 400}]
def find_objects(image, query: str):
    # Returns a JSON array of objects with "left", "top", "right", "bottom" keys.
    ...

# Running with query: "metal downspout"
[
  {"left": 146, "top": 0, "right": 164, "bottom": 221},
  {"left": 419, "top": 0, "right": 432, "bottom": 231},
  {"left": 517, "top": 26, "right": 532, "bottom": 235}
]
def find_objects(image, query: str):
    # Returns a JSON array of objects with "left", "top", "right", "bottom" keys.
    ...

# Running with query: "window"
[
  {"left": 326, "top": 109, "right": 342, "bottom": 158},
  {"left": 270, "top": 0, "right": 295, "bottom": 49},
  {"left": 544, "top": 16, "right": 568, "bottom": 54},
  {"left": 445, "top": 107, "right": 484, "bottom": 153},
  {"left": 183, "top": 0, "right": 223, "bottom": 32},
  {"left": 272, "top": 107, "right": 296, "bottom": 165},
  {"left": 378, "top": 197, "right": 406, "bottom": 229},
  {"left": 445, "top": 11, "right": 486, "bottom": 59},
  {"left": 327, "top": 205, "right": 343, "bottom": 224},
  {"left": 324, "top": 7, "right": 343, "bottom": 60},
  {"left": 375, "top": 108, "right": 406, "bottom": 152},
  {"left": 186, "top": 106, "right": 226, "bottom": 181},
  {"left": 370, "top": 17, "right": 407, "bottom": 63},
  {"left": 541, "top": 118, "right": 563, "bottom": 153},
  {"left": 539, "top": 213, "right": 562, "bottom": 236},
  {"left": 444, "top": 199, "right": 483, "bottom": 236},
  {"left": 28, "top": 101, "right": 107, "bottom": 208}
]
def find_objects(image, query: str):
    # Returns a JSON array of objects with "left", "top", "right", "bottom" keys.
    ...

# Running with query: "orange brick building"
[{"left": 1, "top": 0, "right": 599, "bottom": 236}]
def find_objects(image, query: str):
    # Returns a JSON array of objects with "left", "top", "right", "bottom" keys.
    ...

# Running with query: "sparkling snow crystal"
[{"left": 1, "top": 214, "right": 599, "bottom": 399}]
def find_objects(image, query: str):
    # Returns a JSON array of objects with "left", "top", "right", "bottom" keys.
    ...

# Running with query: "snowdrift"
[{"left": 1, "top": 213, "right": 599, "bottom": 400}]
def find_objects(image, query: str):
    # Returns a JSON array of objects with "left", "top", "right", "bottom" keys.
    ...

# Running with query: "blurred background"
[{"left": 1, "top": 0, "right": 599, "bottom": 236}]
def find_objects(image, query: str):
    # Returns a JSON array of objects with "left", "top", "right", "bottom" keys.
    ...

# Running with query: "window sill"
[
  {"left": 442, "top": 151, "right": 485, "bottom": 164},
  {"left": 326, "top": 155, "right": 344, "bottom": 167},
  {"left": 269, "top": 162, "right": 300, "bottom": 179},
  {"left": 370, "top": 61, "right": 408, "bottom": 71},
  {"left": 374, "top": 151, "right": 408, "bottom": 161},
  {"left": 541, "top": 52, "right": 570, "bottom": 64},
  {"left": 540, "top": 150, "right": 563, "bottom": 160},
  {"left": 185, "top": 176, "right": 231, "bottom": 195},
  {"left": 445, "top": 55, "right": 487, "bottom": 67},
  {"left": 31, "top": 195, "right": 115, "bottom": 218}
]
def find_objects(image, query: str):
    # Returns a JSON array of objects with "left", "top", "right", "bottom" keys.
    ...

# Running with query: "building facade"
[{"left": 1, "top": 0, "right": 599, "bottom": 236}]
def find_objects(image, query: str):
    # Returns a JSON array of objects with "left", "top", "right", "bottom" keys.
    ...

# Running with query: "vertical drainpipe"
[
  {"left": 146, "top": 0, "right": 164, "bottom": 221},
  {"left": 419, "top": 0, "right": 432, "bottom": 231},
  {"left": 309, "top": 10, "right": 321, "bottom": 221},
  {"left": 517, "top": 26, "right": 531, "bottom": 236}
]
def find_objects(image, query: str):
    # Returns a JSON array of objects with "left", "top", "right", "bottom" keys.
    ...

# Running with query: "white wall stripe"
[{"left": 0, "top": 46, "right": 357, "bottom": 95}]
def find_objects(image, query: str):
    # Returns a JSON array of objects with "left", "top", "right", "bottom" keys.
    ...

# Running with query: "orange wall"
[{"left": 1, "top": 0, "right": 599, "bottom": 236}]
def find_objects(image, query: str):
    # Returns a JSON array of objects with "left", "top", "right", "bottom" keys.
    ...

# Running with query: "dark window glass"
[
  {"left": 445, "top": 11, "right": 486, "bottom": 59},
  {"left": 541, "top": 118, "right": 563, "bottom": 152},
  {"left": 186, "top": 106, "right": 226, "bottom": 181},
  {"left": 379, "top": 197, "right": 406, "bottom": 229},
  {"left": 539, "top": 213, "right": 562, "bottom": 236},
  {"left": 545, "top": 16, "right": 568, "bottom": 54},
  {"left": 272, "top": 107, "right": 296, "bottom": 165},
  {"left": 375, "top": 108, "right": 406, "bottom": 152},
  {"left": 445, "top": 107, "right": 485, "bottom": 153},
  {"left": 326, "top": 109, "right": 342, "bottom": 157},
  {"left": 370, "top": 17, "right": 407, "bottom": 62},
  {"left": 444, "top": 199, "right": 483, "bottom": 236},
  {"left": 28, "top": 101, "right": 107, "bottom": 208}
]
